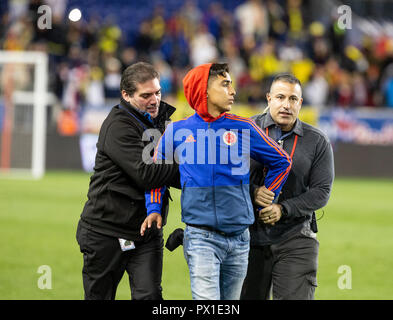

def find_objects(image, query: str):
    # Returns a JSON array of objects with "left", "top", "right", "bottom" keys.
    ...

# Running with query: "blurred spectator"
[
  {"left": 384, "top": 78, "right": 393, "bottom": 108},
  {"left": 1, "top": 0, "right": 393, "bottom": 136},
  {"left": 335, "top": 71, "right": 353, "bottom": 108},
  {"left": 85, "top": 66, "right": 105, "bottom": 108},
  {"left": 308, "top": 21, "right": 330, "bottom": 65},
  {"left": 266, "top": 0, "right": 286, "bottom": 41},
  {"left": 278, "top": 39, "right": 303, "bottom": 62},
  {"left": 120, "top": 47, "right": 137, "bottom": 72},
  {"left": 328, "top": 10, "right": 346, "bottom": 57},
  {"left": 9, "top": 0, "right": 29, "bottom": 22},
  {"left": 180, "top": 0, "right": 203, "bottom": 39},
  {"left": 249, "top": 39, "right": 284, "bottom": 81},
  {"left": 61, "top": 53, "right": 88, "bottom": 112},
  {"left": 352, "top": 72, "right": 368, "bottom": 107},
  {"left": 235, "top": 0, "right": 269, "bottom": 43},
  {"left": 190, "top": 23, "right": 218, "bottom": 66},
  {"left": 161, "top": 12, "right": 190, "bottom": 68},
  {"left": 304, "top": 66, "right": 329, "bottom": 108},
  {"left": 103, "top": 56, "right": 122, "bottom": 98},
  {"left": 3, "top": 16, "right": 33, "bottom": 51},
  {"left": 380, "top": 44, "right": 393, "bottom": 106},
  {"left": 152, "top": 54, "right": 174, "bottom": 96},
  {"left": 219, "top": 33, "right": 247, "bottom": 83},
  {"left": 279, "top": 39, "right": 315, "bottom": 84},
  {"left": 44, "top": 0, "right": 66, "bottom": 20},
  {"left": 285, "top": 0, "right": 306, "bottom": 41},
  {"left": 150, "top": 5, "right": 166, "bottom": 50},
  {"left": 134, "top": 20, "right": 154, "bottom": 61},
  {"left": 342, "top": 45, "right": 369, "bottom": 73},
  {"left": 98, "top": 18, "right": 122, "bottom": 55},
  {"left": 28, "top": 0, "right": 43, "bottom": 29},
  {"left": 204, "top": 2, "right": 224, "bottom": 41},
  {"left": 290, "top": 51, "right": 314, "bottom": 84},
  {"left": 324, "top": 57, "right": 342, "bottom": 105},
  {"left": 84, "top": 15, "right": 101, "bottom": 50},
  {"left": 366, "top": 64, "right": 382, "bottom": 107}
]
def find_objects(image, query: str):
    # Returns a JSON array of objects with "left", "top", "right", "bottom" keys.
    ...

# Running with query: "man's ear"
[
  {"left": 121, "top": 90, "right": 130, "bottom": 102},
  {"left": 266, "top": 92, "right": 271, "bottom": 104}
]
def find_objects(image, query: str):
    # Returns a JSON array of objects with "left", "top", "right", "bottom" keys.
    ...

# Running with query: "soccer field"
[{"left": 0, "top": 171, "right": 392, "bottom": 300}]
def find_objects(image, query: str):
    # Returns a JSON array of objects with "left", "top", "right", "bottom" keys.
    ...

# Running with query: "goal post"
[{"left": 0, "top": 50, "right": 48, "bottom": 179}]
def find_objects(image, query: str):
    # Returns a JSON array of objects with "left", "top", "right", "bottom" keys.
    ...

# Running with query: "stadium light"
[{"left": 68, "top": 8, "right": 82, "bottom": 22}]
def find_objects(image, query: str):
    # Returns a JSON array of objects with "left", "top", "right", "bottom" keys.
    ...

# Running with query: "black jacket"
[
  {"left": 79, "top": 99, "right": 180, "bottom": 241},
  {"left": 249, "top": 112, "right": 334, "bottom": 245}
]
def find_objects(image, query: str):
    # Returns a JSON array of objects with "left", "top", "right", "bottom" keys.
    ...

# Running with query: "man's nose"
[
  {"left": 283, "top": 98, "right": 291, "bottom": 109},
  {"left": 150, "top": 94, "right": 159, "bottom": 105},
  {"left": 229, "top": 85, "right": 236, "bottom": 96}
]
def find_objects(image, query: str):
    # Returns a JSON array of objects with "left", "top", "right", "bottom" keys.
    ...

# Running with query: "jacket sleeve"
[
  {"left": 248, "top": 122, "right": 292, "bottom": 200},
  {"left": 103, "top": 118, "right": 178, "bottom": 190},
  {"left": 280, "top": 136, "right": 334, "bottom": 218},
  {"left": 145, "top": 123, "right": 175, "bottom": 215},
  {"left": 155, "top": 123, "right": 181, "bottom": 188},
  {"left": 249, "top": 158, "right": 266, "bottom": 205},
  {"left": 152, "top": 122, "right": 175, "bottom": 163},
  {"left": 145, "top": 186, "right": 167, "bottom": 215}
]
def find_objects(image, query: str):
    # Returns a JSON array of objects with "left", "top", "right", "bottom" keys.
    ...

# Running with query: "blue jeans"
[{"left": 183, "top": 225, "right": 250, "bottom": 300}]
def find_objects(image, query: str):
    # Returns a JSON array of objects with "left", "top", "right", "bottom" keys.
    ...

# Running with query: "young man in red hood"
[{"left": 141, "top": 63, "right": 292, "bottom": 300}]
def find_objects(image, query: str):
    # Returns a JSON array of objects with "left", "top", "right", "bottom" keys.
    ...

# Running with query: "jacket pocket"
[
  {"left": 240, "top": 180, "right": 252, "bottom": 218},
  {"left": 306, "top": 274, "right": 318, "bottom": 288},
  {"left": 107, "top": 183, "right": 145, "bottom": 200},
  {"left": 99, "top": 184, "right": 145, "bottom": 226}
]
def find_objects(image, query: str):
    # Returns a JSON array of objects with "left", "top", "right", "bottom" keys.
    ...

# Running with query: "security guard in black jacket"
[
  {"left": 76, "top": 62, "right": 179, "bottom": 300},
  {"left": 241, "top": 73, "right": 334, "bottom": 300}
]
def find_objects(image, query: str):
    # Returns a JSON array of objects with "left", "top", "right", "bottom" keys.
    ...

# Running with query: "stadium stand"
[{"left": 1, "top": 0, "right": 393, "bottom": 176}]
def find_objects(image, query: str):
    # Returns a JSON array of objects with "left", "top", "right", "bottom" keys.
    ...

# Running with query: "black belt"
[{"left": 187, "top": 224, "right": 229, "bottom": 237}]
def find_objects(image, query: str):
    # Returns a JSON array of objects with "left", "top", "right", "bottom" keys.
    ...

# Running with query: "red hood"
[{"left": 183, "top": 63, "right": 225, "bottom": 122}]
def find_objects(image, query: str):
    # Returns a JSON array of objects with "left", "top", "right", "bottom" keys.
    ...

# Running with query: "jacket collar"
[
  {"left": 194, "top": 111, "right": 227, "bottom": 123},
  {"left": 156, "top": 100, "right": 176, "bottom": 122},
  {"left": 262, "top": 111, "right": 304, "bottom": 137}
]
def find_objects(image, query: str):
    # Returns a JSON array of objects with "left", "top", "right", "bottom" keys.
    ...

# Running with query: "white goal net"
[{"left": 0, "top": 50, "right": 48, "bottom": 179}]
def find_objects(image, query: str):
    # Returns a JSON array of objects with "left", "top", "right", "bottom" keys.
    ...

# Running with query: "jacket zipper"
[{"left": 208, "top": 122, "right": 218, "bottom": 228}]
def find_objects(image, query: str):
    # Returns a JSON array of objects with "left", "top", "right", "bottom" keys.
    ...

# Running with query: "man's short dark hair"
[
  {"left": 208, "top": 63, "right": 229, "bottom": 86},
  {"left": 271, "top": 73, "right": 301, "bottom": 88},
  {"left": 120, "top": 62, "right": 160, "bottom": 96}
]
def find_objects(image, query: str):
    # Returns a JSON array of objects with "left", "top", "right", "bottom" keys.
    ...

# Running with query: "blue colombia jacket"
[{"left": 145, "top": 63, "right": 292, "bottom": 235}]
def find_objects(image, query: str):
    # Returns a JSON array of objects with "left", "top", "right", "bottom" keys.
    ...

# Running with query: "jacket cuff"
[
  {"left": 280, "top": 202, "right": 290, "bottom": 218},
  {"left": 147, "top": 203, "right": 162, "bottom": 216}
]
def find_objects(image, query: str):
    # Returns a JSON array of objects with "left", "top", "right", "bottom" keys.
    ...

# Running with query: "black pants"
[
  {"left": 76, "top": 222, "right": 164, "bottom": 300},
  {"left": 241, "top": 231, "right": 319, "bottom": 300}
]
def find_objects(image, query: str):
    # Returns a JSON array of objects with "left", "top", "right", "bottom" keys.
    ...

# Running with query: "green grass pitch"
[{"left": 0, "top": 171, "right": 392, "bottom": 300}]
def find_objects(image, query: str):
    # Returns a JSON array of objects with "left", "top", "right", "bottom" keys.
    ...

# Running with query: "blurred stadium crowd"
[{"left": 1, "top": 0, "right": 393, "bottom": 123}]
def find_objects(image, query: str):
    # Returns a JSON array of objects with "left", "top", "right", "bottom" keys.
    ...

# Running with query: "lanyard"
[
  {"left": 119, "top": 104, "right": 154, "bottom": 130},
  {"left": 266, "top": 127, "right": 298, "bottom": 159},
  {"left": 118, "top": 104, "right": 154, "bottom": 142}
]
